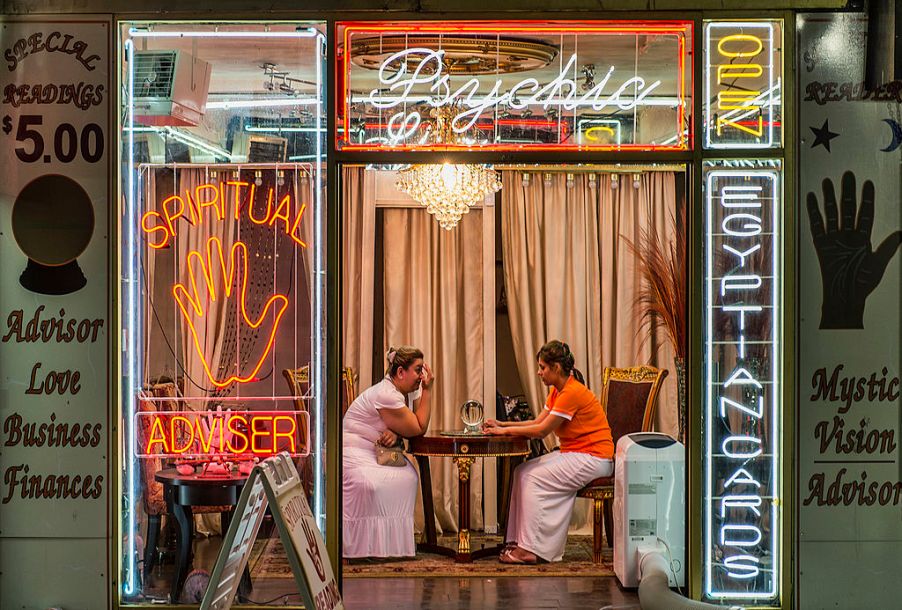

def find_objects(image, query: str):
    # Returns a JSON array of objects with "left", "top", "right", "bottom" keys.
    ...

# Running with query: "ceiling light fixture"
[
  {"left": 396, "top": 163, "right": 501, "bottom": 230},
  {"left": 394, "top": 105, "right": 501, "bottom": 230}
]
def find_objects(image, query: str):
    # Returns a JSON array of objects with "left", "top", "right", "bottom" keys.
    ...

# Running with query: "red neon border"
[{"left": 337, "top": 20, "right": 693, "bottom": 152}]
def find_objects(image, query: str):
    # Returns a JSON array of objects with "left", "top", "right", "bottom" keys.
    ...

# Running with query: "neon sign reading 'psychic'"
[
  {"left": 339, "top": 22, "right": 691, "bottom": 151},
  {"left": 704, "top": 167, "right": 781, "bottom": 602},
  {"left": 368, "top": 49, "right": 665, "bottom": 136}
]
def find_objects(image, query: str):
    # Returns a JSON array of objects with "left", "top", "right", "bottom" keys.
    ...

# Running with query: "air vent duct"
[{"left": 133, "top": 50, "right": 211, "bottom": 127}]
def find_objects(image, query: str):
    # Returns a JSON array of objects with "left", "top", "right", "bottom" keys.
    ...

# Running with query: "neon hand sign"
[{"left": 173, "top": 237, "right": 289, "bottom": 388}]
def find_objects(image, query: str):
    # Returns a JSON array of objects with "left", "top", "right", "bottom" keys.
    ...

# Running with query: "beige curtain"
[
  {"left": 143, "top": 168, "right": 160, "bottom": 379},
  {"left": 341, "top": 167, "right": 376, "bottom": 391},
  {"left": 599, "top": 172, "right": 677, "bottom": 435},
  {"left": 501, "top": 172, "right": 604, "bottom": 432},
  {"left": 501, "top": 170, "right": 679, "bottom": 530},
  {"left": 382, "top": 208, "right": 485, "bottom": 535}
]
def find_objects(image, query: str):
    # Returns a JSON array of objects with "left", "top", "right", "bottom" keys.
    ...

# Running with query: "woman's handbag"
[{"left": 375, "top": 440, "right": 407, "bottom": 467}]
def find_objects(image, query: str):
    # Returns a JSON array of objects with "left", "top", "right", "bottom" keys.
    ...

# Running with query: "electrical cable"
[{"left": 141, "top": 262, "right": 217, "bottom": 393}]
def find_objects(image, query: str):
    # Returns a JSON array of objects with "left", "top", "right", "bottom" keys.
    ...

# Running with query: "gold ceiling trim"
[{"left": 348, "top": 35, "right": 559, "bottom": 75}]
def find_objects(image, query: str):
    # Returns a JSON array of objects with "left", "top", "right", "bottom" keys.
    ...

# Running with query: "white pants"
[
  {"left": 343, "top": 440, "right": 419, "bottom": 558},
  {"left": 506, "top": 451, "right": 613, "bottom": 562}
]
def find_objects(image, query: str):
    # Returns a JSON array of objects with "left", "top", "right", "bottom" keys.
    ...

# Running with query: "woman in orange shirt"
[{"left": 484, "top": 340, "right": 614, "bottom": 564}]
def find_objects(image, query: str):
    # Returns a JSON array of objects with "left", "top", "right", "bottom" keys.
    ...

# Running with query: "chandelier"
[
  {"left": 394, "top": 102, "right": 501, "bottom": 230},
  {"left": 396, "top": 163, "right": 501, "bottom": 230}
]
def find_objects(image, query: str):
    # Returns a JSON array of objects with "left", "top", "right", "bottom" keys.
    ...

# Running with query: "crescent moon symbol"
[{"left": 880, "top": 118, "right": 902, "bottom": 152}]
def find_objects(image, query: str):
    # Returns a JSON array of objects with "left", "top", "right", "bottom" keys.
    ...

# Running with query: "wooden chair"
[
  {"left": 341, "top": 366, "right": 358, "bottom": 417},
  {"left": 577, "top": 365, "right": 668, "bottom": 563},
  {"left": 137, "top": 383, "right": 232, "bottom": 581},
  {"left": 282, "top": 366, "right": 315, "bottom": 501}
]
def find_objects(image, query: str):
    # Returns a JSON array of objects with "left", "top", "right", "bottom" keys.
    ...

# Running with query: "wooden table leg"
[{"left": 454, "top": 457, "right": 476, "bottom": 563}]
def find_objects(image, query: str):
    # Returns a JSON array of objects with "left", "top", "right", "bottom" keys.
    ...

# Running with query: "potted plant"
[{"left": 626, "top": 205, "right": 687, "bottom": 443}]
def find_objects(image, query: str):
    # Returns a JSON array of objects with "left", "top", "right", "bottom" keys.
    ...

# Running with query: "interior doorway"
[{"left": 340, "top": 163, "right": 687, "bottom": 584}]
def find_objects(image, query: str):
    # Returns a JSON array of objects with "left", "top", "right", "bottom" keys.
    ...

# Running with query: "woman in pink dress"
[{"left": 342, "top": 346, "right": 434, "bottom": 558}]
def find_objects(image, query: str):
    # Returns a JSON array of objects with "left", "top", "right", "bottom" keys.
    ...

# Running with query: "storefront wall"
[
  {"left": 0, "top": 14, "right": 113, "bottom": 610},
  {"left": 796, "top": 11, "right": 902, "bottom": 609},
  {"left": 1, "top": 2, "right": 861, "bottom": 608}
]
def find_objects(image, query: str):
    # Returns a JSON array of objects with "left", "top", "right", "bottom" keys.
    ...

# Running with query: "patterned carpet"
[{"left": 250, "top": 533, "right": 614, "bottom": 579}]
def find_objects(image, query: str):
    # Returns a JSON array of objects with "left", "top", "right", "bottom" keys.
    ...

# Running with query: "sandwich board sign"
[{"left": 201, "top": 452, "right": 343, "bottom": 610}]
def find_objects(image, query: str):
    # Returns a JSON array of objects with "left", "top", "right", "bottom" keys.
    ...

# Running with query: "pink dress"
[{"left": 342, "top": 378, "right": 420, "bottom": 558}]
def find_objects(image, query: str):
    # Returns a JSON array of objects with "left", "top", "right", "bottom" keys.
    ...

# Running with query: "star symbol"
[{"left": 810, "top": 119, "right": 840, "bottom": 152}]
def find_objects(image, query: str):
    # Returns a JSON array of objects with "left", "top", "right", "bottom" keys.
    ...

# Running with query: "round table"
[
  {"left": 408, "top": 433, "right": 529, "bottom": 562},
  {"left": 154, "top": 469, "right": 249, "bottom": 602}
]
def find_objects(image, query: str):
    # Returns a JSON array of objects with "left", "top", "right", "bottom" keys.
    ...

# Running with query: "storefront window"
[
  {"left": 702, "top": 158, "right": 782, "bottom": 604},
  {"left": 337, "top": 21, "right": 693, "bottom": 151},
  {"left": 118, "top": 22, "right": 326, "bottom": 604},
  {"left": 703, "top": 20, "right": 783, "bottom": 149}
]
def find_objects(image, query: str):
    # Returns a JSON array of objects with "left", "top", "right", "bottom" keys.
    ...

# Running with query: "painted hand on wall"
[
  {"left": 173, "top": 237, "right": 289, "bottom": 387},
  {"left": 806, "top": 171, "right": 902, "bottom": 329}
]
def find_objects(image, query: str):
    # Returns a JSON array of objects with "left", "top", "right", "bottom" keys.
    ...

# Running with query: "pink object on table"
[
  {"left": 176, "top": 464, "right": 195, "bottom": 475},
  {"left": 238, "top": 461, "right": 256, "bottom": 475},
  {"left": 203, "top": 462, "right": 231, "bottom": 476}
]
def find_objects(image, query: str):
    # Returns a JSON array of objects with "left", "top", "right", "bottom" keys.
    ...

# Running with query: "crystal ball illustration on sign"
[
  {"left": 11, "top": 174, "right": 94, "bottom": 295},
  {"left": 460, "top": 400, "right": 484, "bottom": 434}
]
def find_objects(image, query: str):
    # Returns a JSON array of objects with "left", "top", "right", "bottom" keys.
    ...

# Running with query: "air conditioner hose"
[{"left": 638, "top": 552, "right": 742, "bottom": 610}]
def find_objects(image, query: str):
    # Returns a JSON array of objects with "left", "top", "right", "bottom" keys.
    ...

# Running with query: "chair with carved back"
[
  {"left": 341, "top": 366, "right": 358, "bottom": 417},
  {"left": 137, "top": 383, "right": 232, "bottom": 580},
  {"left": 280, "top": 365, "right": 357, "bottom": 501},
  {"left": 577, "top": 365, "right": 668, "bottom": 563},
  {"left": 282, "top": 365, "right": 315, "bottom": 502}
]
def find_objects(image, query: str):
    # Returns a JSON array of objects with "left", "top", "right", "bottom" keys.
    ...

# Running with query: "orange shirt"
[{"left": 545, "top": 376, "right": 614, "bottom": 459}]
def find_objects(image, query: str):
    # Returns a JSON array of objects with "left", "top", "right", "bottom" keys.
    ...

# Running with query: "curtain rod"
[
  {"left": 137, "top": 162, "right": 314, "bottom": 169},
  {"left": 350, "top": 163, "right": 687, "bottom": 173},
  {"left": 494, "top": 164, "right": 686, "bottom": 173}
]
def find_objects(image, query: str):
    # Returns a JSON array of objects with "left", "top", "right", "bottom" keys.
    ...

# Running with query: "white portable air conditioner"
[
  {"left": 133, "top": 50, "right": 212, "bottom": 127},
  {"left": 613, "top": 432, "right": 685, "bottom": 588}
]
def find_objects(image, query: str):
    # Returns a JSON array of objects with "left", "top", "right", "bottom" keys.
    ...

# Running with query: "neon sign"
[
  {"left": 136, "top": 410, "right": 309, "bottom": 458},
  {"left": 173, "top": 237, "right": 289, "bottom": 388},
  {"left": 139, "top": 181, "right": 307, "bottom": 388},
  {"left": 704, "top": 166, "right": 781, "bottom": 602},
  {"left": 339, "top": 21, "right": 692, "bottom": 151},
  {"left": 368, "top": 49, "right": 664, "bottom": 135},
  {"left": 577, "top": 118, "right": 622, "bottom": 145},
  {"left": 140, "top": 181, "right": 307, "bottom": 250},
  {"left": 704, "top": 22, "right": 781, "bottom": 149}
]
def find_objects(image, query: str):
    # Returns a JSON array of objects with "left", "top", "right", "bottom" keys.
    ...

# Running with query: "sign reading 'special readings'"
[
  {"left": 0, "top": 18, "right": 109, "bottom": 527},
  {"left": 0, "top": 17, "right": 110, "bottom": 610}
]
